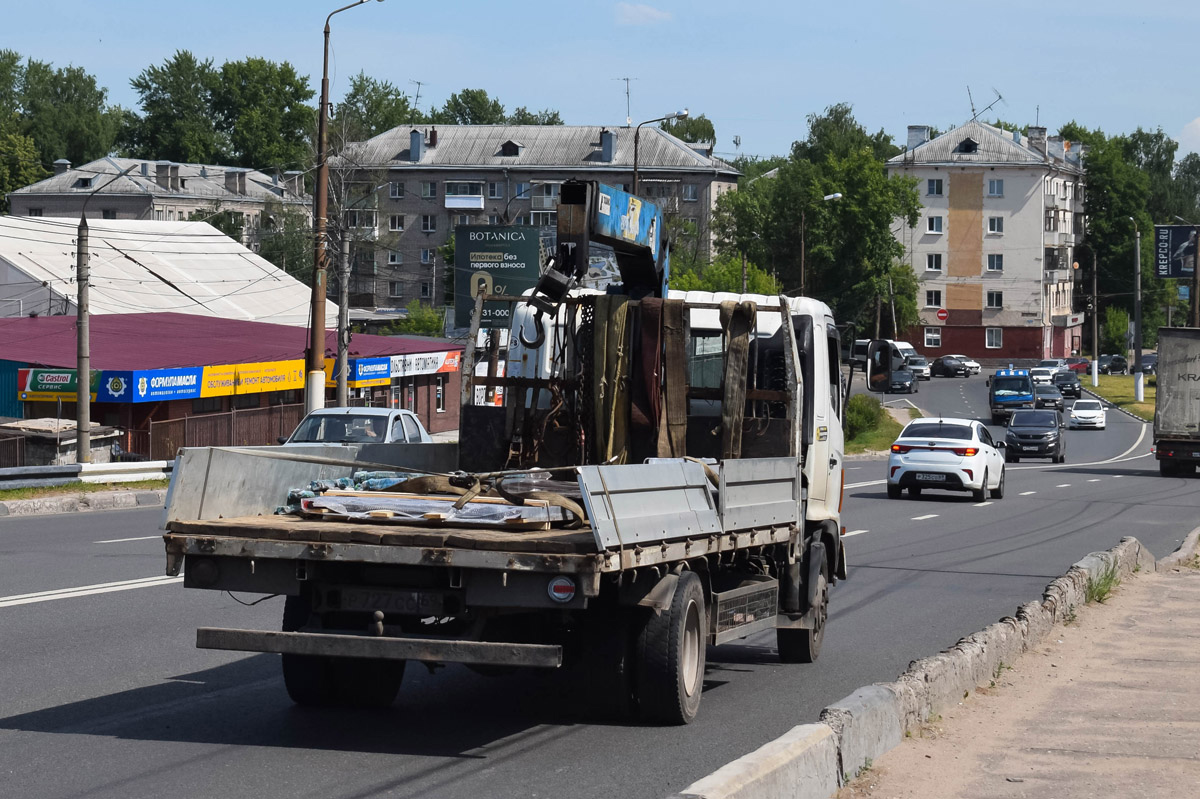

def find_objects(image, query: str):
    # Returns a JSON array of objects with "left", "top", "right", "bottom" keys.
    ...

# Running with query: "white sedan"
[
  {"left": 1030, "top": 367, "right": 1056, "bottom": 385},
  {"left": 887, "top": 417, "right": 1006, "bottom": 501},
  {"left": 1067, "top": 399, "right": 1107, "bottom": 430},
  {"left": 947, "top": 354, "right": 981, "bottom": 374}
]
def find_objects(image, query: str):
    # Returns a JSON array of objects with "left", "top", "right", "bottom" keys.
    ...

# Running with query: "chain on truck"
[{"left": 160, "top": 180, "right": 849, "bottom": 724}]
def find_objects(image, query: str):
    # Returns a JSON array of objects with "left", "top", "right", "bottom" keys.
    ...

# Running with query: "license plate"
[
  {"left": 336, "top": 588, "right": 444, "bottom": 615},
  {"left": 1022, "top": 445, "right": 1039, "bottom": 451},
  {"left": 915, "top": 473, "right": 946, "bottom": 482}
]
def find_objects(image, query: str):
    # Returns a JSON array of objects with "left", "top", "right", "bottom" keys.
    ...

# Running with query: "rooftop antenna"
[
  {"left": 971, "top": 88, "right": 1005, "bottom": 123},
  {"left": 409, "top": 79, "right": 425, "bottom": 122},
  {"left": 967, "top": 85, "right": 976, "bottom": 119},
  {"left": 613, "top": 76, "right": 637, "bottom": 126},
  {"left": 733, "top": 135, "right": 741, "bottom": 152}
]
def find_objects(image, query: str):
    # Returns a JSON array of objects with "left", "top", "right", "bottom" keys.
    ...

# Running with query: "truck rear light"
[{"left": 547, "top": 576, "right": 576, "bottom": 603}]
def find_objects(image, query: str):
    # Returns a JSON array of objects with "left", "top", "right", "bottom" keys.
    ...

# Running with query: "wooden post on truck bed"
[{"left": 460, "top": 292, "right": 485, "bottom": 410}]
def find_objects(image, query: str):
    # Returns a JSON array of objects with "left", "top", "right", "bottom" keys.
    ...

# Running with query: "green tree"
[
  {"left": 387, "top": 300, "right": 445, "bottom": 336},
  {"left": 0, "top": 114, "right": 47, "bottom": 212},
  {"left": 257, "top": 203, "right": 313, "bottom": 282},
  {"left": 661, "top": 114, "right": 715, "bottom": 144},
  {"left": 212, "top": 58, "right": 315, "bottom": 170},
  {"left": 1102, "top": 306, "right": 1130, "bottom": 355},
  {"left": 435, "top": 89, "right": 506, "bottom": 125},
  {"left": 506, "top": 106, "right": 563, "bottom": 125},
  {"left": 187, "top": 204, "right": 244, "bottom": 240},
  {"left": 125, "top": 51, "right": 225, "bottom": 163},
  {"left": 668, "top": 253, "right": 779, "bottom": 294},
  {"left": 333, "top": 72, "right": 424, "bottom": 141}
]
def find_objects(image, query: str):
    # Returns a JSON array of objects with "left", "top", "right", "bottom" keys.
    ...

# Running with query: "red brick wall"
[{"left": 907, "top": 325, "right": 1045, "bottom": 361}]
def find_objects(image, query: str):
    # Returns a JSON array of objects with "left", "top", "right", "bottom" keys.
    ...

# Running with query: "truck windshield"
[{"left": 992, "top": 377, "right": 1032, "bottom": 397}]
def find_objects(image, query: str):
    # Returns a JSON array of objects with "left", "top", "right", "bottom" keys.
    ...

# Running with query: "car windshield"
[
  {"left": 1054, "top": 373, "right": 1076, "bottom": 383},
  {"left": 289, "top": 413, "right": 388, "bottom": 443},
  {"left": 1074, "top": 400, "right": 1102, "bottom": 411},
  {"left": 1141, "top": 355, "right": 1156, "bottom": 363},
  {"left": 902, "top": 422, "right": 974, "bottom": 440},
  {"left": 1010, "top": 411, "right": 1058, "bottom": 428},
  {"left": 907, "top": 357, "right": 927, "bottom": 366},
  {"left": 1037, "top": 360, "right": 1060, "bottom": 368},
  {"left": 992, "top": 376, "right": 1032, "bottom": 396},
  {"left": 1035, "top": 385, "right": 1060, "bottom": 395}
]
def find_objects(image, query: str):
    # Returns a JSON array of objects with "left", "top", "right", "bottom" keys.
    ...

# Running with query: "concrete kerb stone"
[
  {"left": 669, "top": 723, "right": 839, "bottom": 799},
  {"left": 0, "top": 489, "right": 167, "bottom": 517},
  {"left": 1157, "top": 525, "right": 1200, "bottom": 571},
  {"left": 818, "top": 685, "right": 903, "bottom": 784}
]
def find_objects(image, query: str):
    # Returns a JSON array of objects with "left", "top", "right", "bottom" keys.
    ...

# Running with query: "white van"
[{"left": 893, "top": 341, "right": 918, "bottom": 360}]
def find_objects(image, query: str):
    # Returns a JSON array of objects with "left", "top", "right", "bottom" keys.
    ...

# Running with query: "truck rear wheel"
[
  {"left": 281, "top": 594, "right": 335, "bottom": 707},
  {"left": 1160, "top": 460, "right": 1178, "bottom": 476},
  {"left": 777, "top": 558, "right": 828, "bottom": 664},
  {"left": 633, "top": 571, "right": 706, "bottom": 725}
]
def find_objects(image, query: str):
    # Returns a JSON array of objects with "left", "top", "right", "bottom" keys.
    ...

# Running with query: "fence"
[
  {"left": 127, "top": 403, "right": 306, "bottom": 461},
  {"left": 0, "top": 433, "right": 24, "bottom": 468}
]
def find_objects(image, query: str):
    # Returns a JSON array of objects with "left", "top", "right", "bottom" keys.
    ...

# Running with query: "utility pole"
[
  {"left": 1091, "top": 248, "right": 1099, "bottom": 387},
  {"left": 888, "top": 274, "right": 898, "bottom": 338},
  {"left": 741, "top": 250, "right": 747, "bottom": 294},
  {"left": 1130, "top": 218, "right": 1144, "bottom": 402},
  {"left": 75, "top": 217, "right": 91, "bottom": 463},
  {"left": 336, "top": 235, "right": 351, "bottom": 406},
  {"left": 1193, "top": 223, "right": 1200, "bottom": 326}
]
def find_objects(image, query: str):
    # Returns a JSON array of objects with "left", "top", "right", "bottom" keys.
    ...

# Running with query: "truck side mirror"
[{"left": 865, "top": 339, "right": 892, "bottom": 394}]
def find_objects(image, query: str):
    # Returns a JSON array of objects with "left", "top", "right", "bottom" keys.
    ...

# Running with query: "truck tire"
[
  {"left": 777, "top": 558, "right": 828, "bottom": 664},
  {"left": 633, "top": 571, "right": 706, "bottom": 725},
  {"left": 572, "top": 609, "right": 635, "bottom": 721},
  {"left": 281, "top": 594, "right": 335, "bottom": 707},
  {"left": 331, "top": 658, "right": 403, "bottom": 709},
  {"left": 1160, "top": 460, "right": 1178, "bottom": 477}
]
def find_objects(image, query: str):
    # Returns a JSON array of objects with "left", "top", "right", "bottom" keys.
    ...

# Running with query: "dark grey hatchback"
[{"left": 1005, "top": 409, "right": 1066, "bottom": 463}]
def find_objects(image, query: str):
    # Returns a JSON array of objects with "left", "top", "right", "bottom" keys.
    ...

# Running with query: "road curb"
[
  {"left": 1080, "top": 387, "right": 1150, "bottom": 424},
  {"left": 669, "top": 536, "right": 1162, "bottom": 798},
  {"left": 0, "top": 488, "right": 167, "bottom": 517},
  {"left": 1157, "top": 525, "right": 1200, "bottom": 571}
]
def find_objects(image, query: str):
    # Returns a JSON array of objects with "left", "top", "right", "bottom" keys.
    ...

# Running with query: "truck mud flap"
[{"left": 196, "top": 628, "right": 562, "bottom": 668}]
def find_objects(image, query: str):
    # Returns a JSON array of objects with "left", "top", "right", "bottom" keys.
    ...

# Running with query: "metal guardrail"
[{"left": 0, "top": 461, "right": 173, "bottom": 490}]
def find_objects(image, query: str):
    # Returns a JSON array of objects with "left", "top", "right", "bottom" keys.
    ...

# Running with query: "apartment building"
[
  {"left": 888, "top": 121, "right": 1086, "bottom": 360},
  {"left": 7, "top": 157, "right": 311, "bottom": 248},
  {"left": 331, "top": 124, "right": 740, "bottom": 309}
]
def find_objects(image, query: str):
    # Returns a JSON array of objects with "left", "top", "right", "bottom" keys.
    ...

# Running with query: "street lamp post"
[
  {"left": 633, "top": 109, "right": 688, "bottom": 196},
  {"left": 1130, "top": 216, "right": 1144, "bottom": 402},
  {"left": 1174, "top": 215, "right": 1200, "bottom": 326},
  {"left": 800, "top": 193, "right": 842, "bottom": 297},
  {"left": 307, "top": 0, "right": 382, "bottom": 414}
]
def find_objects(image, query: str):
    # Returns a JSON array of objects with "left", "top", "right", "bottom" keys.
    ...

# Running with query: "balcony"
[
  {"left": 445, "top": 196, "right": 484, "bottom": 211},
  {"left": 531, "top": 196, "right": 558, "bottom": 211}
]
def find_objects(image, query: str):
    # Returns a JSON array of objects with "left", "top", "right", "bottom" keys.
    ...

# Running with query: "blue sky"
[{"left": 10, "top": 0, "right": 1200, "bottom": 160}]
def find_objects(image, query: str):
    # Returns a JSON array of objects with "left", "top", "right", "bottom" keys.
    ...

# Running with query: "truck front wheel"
[
  {"left": 777, "top": 558, "right": 828, "bottom": 664},
  {"left": 633, "top": 571, "right": 706, "bottom": 725}
]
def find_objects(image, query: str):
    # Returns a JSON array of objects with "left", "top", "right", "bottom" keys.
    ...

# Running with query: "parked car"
[
  {"left": 906, "top": 355, "right": 931, "bottom": 380},
  {"left": 1030, "top": 367, "right": 1056, "bottom": 385},
  {"left": 886, "top": 417, "right": 1006, "bottom": 501},
  {"left": 1067, "top": 398, "right": 1107, "bottom": 430},
  {"left": 1053, "top": 370, "right": 1082, "bottom": 398},
  {"left": 1098, "top": 354, "right": 1129, "bottom": 375},
  {"left": 931, "top": 356, "right": 970, "bottom": 377},
  {"left": 1005, "top": 409, "right": 1066, "bottom": 463},
  {"left": 1037, "top": 358, "right": 1069, "bottom": 374},
  {"left": 889, "top": 368, "right": 918, "bottom": 394},
  {"left": 281, "top": 407, "right": 433, "bottom": 445},
  {"left": 1065, "top": 357, "right": 1091, "bottom": 374},
  {"left": 946, "top": 353, "right": 981, "bottom": 374},
  {"left": 1138, "top": 353, "right": 1158, "bottom": 375},
  {"left": 1034, "top": 383, "right": 1065, "bottom": 410},
  {"left": 851, "top": 339, "right": 869, "bottom": 369}
]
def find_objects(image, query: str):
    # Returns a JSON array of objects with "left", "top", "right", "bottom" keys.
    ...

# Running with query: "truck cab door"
[{"left": 806, "top": 321, "right": 845, "bottom": 522}]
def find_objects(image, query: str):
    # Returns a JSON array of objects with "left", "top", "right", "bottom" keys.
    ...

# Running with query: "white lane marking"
[
  {"left": 844, "top": 529, "right": 869, "bottom": 537},
  {"left": 94, "top": 535, "right": 161, "bottom": 544},
  {"left": 912, "top": 513, "right": 939, "bottom": 521},
  {"left": 0, "top": 575, "right": 182, "bottom": 608},
  {"left": 1020, "top": 491, "right": 1037, "bottom": 495},
  {"left": 974, "top": 501, "right": 992, "bottom": 507},
  {"left": 1087, "top": 478, "right": 1102, "bottom": 482},
  {"left": 1056, "top": 484, "right": 1071, "bottom": 488}
]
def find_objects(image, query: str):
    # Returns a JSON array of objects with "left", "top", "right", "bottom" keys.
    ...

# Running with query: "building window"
[
  {"left": 487, "top": 182, "right": 505, "bottom": 199},
  {"left": 389, "top": 181, "right": 404, "bottom": 199},
  {"left": 454, "top": 213, "right": 472, "bottom": 227},
  {"left": 927, "top": 216, "right": 943, "bottom": 234},
  {"left": 420, "top": 248, "right": 435, "bottom": 264},
  {"left": 927, "top": 179, "right": 943, "bottom": 196},
  {"left": 389, "top": 214, "right": 404, "bottom": 232},
  {"left": 488, "top": 214, "right": 501, "bottom": 225},
  {"left": 101, "top": 209, "right": 117, "bottom": 220},
  {"left": 232, "top": 393, "right": 259, "bottom": 410},
  {"left": 925, "top": 289, "right": 942, "bottom": 308},
  {"left": 345, "top": 210, "right": 376, "bottom": 228},
  {"left": 926, "top": 253, "right": 942, "bottom": 272},
  {"left": 924, "top": 326, "right": 942, "bottom": 348},
  {"left": 421, "top": 181, "right": 436, "bottom": 198},
  {"left": 986, "top": 327, "right": 1003, "bottom": 349},
  {"left": 270, "top": 389, "right": 301, "bottom": 405},
  {"left": 436, "top": 375, "right": 446, "bottom": 412},
  {"left": 1044, "top": 209, "right": 1057, "bottom": 232},
  {"left": 987, "top": 179, "right": 1004, "bottom": 197},
  {"left": 987, "top": 254, "right": 1004, "bottom": 271},
  {"left": 988, "top": 216, "right": 1004, "bottom": 234},
  {"left": 530, "top": 211, "right": 556, "bottom": 227},
  {"left": 682, "top": 184, "right": 699, "bottom": 202},
  {"left": 986, "top": 290, "right": 1003, "bottom": 309},
  {"left": 27, "top": 208, "right": 43, "bottom": 217},
  {"left": 192, "top": 397, "right": 223, "bottom": 414},
  {"left": 79, "top": 177, "right": 93, "bottom": 189},
  {"left": 445, "top": 182, "right": 483, "bottom": 197},
  {"left": 388, "top": 251, "right": 402, "bottom": 265},
  {"left": 513, "top": 214, "right": 529, "bottom": 226},
  {"left": 420, "top": 282, "right": 431, "bottom": 298},
  {"left": 389, "top": 281, "right": 404, "bottom": 297},
  {"left": 421, "top": 214, "right": 437, "bottom": 232},
  {"left": 514, "top": 182, "right": 531, "bottom": 200}
]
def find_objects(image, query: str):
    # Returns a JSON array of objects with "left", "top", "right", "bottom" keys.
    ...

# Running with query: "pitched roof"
[
  {"left": 339, "top": 125, "right": 740, "bottom": 177},
  {"left": 0, "top": 312, "right": 457, "bottom": 371},
  {"left": 0, "top": 216, "right": 332, "bottom": 327},
  {"left": 888, "top": 120, "right": 1084, "bottom": 172},
  {"left": 10, "top": 157, "right": 309, "bottom": 205}
]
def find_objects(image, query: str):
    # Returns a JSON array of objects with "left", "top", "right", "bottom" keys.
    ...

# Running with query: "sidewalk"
[{"left": 844, "top": 561, "right": 1200, "bottom": 798}]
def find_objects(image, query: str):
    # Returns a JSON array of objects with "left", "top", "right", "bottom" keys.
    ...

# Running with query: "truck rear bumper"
[{"left": 196, "top": 627, "right": 563, "bottom": 668}]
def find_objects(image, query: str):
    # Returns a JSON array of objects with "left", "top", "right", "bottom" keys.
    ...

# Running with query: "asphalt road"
[{"left": 2, "top": 378, "right": 1195, "bottom": 799}]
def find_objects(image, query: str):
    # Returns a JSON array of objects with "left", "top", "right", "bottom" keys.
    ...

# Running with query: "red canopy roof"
[{"left": 0, "top": 312, "right": 459, "bottom": 370}]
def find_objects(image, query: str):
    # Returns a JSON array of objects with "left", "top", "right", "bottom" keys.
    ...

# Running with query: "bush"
[{"left": 845, "top": 394, "right": 886, "bottom": 440}]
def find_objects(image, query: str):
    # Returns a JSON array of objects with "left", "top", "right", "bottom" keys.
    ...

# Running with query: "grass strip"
[
  {"left": 1082, "top": 374, "right": 1154, "bottom": 421},
  {"left": 0, "top": 479, "right": 169, "bottom": 502},
  {"left": 846, "top": 413, "right": 904, "bottom": 454}
]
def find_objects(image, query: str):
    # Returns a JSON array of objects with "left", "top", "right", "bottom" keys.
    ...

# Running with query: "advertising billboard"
[
  {"left": 453, "top": 226, "right": 542, "bottom": 329},
  {"left": 1155, "top": 225, "right": 1197, "bottom": 278}
]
